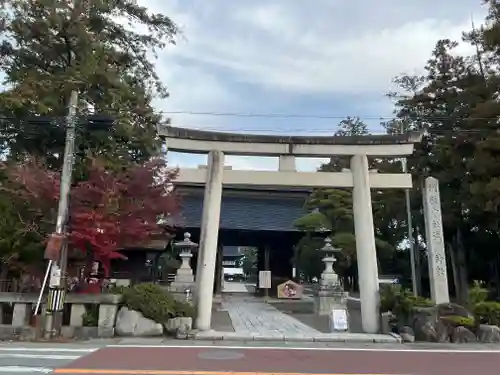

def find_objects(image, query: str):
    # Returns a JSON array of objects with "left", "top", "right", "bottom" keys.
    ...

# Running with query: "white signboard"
[
  {"left": 329, "top": 309, "right": 349, "bottom": 332},
  {"left": 49, "top": 265, "right": 61, "bottom": 287},
  {"left": 422, "top": 177, "right": 450, "bottom": 304},
  {"left": 259, "top": 270, "right": 271, "bottom": 289}
]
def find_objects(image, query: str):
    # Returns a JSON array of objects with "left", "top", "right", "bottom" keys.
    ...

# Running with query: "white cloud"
[
  {"left": 153, "top": 62, "right": 236, "bottom": 129},
  {"left": 152, "top": 0, "right": 484, "bottom": 96},
  {"left": 141, "top": 0, "right": 486, "bottom": 169}
]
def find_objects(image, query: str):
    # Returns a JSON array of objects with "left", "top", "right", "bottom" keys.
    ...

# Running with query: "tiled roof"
[{"left": 179, "top": 192, "right": 306, "bottom": 232}]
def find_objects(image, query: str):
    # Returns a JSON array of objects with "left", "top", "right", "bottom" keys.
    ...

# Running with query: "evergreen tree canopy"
[
  {"left": 294, "top": 118, "right": 394, "bottom": 285},
  {"left": 0, "top": 0, "right": 178, "bottom": 166}
]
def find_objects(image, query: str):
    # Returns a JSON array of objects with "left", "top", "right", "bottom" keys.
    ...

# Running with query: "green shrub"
[
  {"left": 468, "top": 280, "right": 489, "bottom": 308},
  {"left": 122, "top": 283, "right": 195, "bottom": 324},
  {"left": 173, "top": 300, "right": 195, "bottom": 318},
  {"left": 473, "top": 301, "right": 500, "bottom": 326},
  {"left": 379, "top": 284, "right": 400, "bottom": 313},
  {"left": 122, "top": 283, "right": 177, "bottom": 323},
  {"left": 440, "top": 315, "right": 475, "bottom": 327},
  {"left": 81, "top": 305, "right": 99, "bottom": 327},
  {"left": 108, "top": 285, "right": 129, "bottom": 295},
  {"left": 379, "top": 284, "right": 434, "bottom": 319}
]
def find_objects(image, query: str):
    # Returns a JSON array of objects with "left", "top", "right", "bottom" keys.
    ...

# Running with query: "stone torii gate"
[{"left": 158, "top": 125, "right": 423, "bottom": 334}]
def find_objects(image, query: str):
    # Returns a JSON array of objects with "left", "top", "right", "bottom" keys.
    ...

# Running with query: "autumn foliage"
[{"left": 3, "top": 157, "right": 179, "bottom": 276}]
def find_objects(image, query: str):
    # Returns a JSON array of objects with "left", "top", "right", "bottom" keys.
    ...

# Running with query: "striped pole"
[{"left": 46, "top": 288, "right": 65, "bottom": 314}]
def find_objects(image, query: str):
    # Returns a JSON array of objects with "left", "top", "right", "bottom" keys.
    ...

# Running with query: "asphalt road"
[
  {"left": 56, "top": 343, "right": 500, "bottom": 375},
  {"left": 0, "top": 341, "right": 500, "bottom": 374}
]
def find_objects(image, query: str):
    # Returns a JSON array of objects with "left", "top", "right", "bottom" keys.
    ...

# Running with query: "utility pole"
[
  {"left": 35, "top": 0, "right": 84, "bottom": 337},
  {"left": 400, "top": 122, "right": 419, "bottom": 296},
  {"left": 37, "top": 90, "right": 79, "bottom": 338}
]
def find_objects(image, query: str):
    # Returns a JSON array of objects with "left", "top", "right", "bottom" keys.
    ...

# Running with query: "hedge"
[
  {"left": 473, "top": 301, "right": 500, "bottom": 327},
  {"left": 121, "top": 283, "right": 195, "bottom": 324},
  {"left": 379, "top": 284, "right": 434, "bottom": 318}
]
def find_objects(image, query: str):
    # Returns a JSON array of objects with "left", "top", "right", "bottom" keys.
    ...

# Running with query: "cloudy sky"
[{"left": 143, "top": 0, "right": 485, "bottom": 171}]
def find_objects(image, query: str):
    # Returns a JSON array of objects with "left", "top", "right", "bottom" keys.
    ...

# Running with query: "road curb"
[{"left": 191, "top": 330, "right": 401, "bottom": 344}]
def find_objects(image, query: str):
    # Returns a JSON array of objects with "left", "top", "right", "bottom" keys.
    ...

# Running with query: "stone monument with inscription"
[{"left": 422, "top": 177, "right": 450, "bottom": 304}]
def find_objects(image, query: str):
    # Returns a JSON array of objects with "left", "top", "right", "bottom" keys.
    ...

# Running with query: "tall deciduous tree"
[
  {"left": 5, "top": 157, "right": 179, "bottom": 275},
  {"left": 0, "top": 0, "right": 178, "bottom": 166}
]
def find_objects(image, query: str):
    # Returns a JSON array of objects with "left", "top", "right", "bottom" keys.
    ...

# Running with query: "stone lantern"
[
  {"left": 170, "top": 232, "right": 198, "bottom": 293},
  {"left": 315, "top": 236, "right": 348, "bottom": 326},
  {"left": 319, "top": 236, "right": 342, "bottom": 290}
]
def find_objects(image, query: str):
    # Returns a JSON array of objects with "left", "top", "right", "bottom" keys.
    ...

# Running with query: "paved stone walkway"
[
  {"left": 222, "top": 281, "right": 249, "bottom": 293},
  {"left": 221, "top": 299, "right": 320, "bottom": 335},
  {"left": 195, "top": 296, "right": 399, "bottom": 343}
]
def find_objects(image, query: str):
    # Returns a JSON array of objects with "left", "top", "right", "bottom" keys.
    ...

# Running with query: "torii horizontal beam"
[{"left": 175, "top": 168, "right": 412, "bottom": 189}]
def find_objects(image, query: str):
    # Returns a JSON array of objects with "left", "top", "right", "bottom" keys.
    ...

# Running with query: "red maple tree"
[{"left": 4, "top": 157, "right": 180, "bottom": 277}]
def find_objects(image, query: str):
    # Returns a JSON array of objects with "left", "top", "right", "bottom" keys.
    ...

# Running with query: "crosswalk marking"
[
  {"left": 0, "top": 353, "right": 81, "bottom": 360},
  {"left": 0, "top": 346, "right": 98, "bottom": 374},
  {"left": 0, "top": 366, "right": 52, "bottom": 373},
  {"left": 0, "top": 347, "right": 97, "bottom": 352}
]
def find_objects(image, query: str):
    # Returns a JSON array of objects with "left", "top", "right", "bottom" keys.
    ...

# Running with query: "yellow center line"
[{"left": 53, "top": 370, "right": 397, "bottom": 375}]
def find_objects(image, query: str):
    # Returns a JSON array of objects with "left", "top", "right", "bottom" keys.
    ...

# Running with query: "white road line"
[
  {"left": 0, "top": 366, "right": 52, "bottom": 373},
  {"left": 0, "top": 347, "right": 97, "bottom": 352},
  {"left": 109, "top": 344, "right": 500, "bottom": 353},
  {"left": 0, "top": 353, "right": 80, "bottom": 360}
]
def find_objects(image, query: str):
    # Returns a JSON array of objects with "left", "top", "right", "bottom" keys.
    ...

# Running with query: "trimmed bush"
[
  {"left": 122, "top": 283, "right": 194, "bottom": 324},
  {"left": 108, "top": 285, "right": 128, "bottom": 295},
  {"left": 174, "top": 300, "right": 195, "bottom": 318},
  {"left": 81, "top": 305, "right": 99, "bottom": 327},
  {"left": 468, "top": 280, "right": 489, "bottom": 309},
  {"left": 473, "top": 301, "right": 500, "bottom": 327},
  {"left": 440, "top": 315, "right": 475, "bottom": 328},
  {"left": 380, "top": 284, "right": 434, "bottom": 318}
]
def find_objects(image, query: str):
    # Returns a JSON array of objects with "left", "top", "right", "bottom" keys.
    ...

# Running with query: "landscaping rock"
[
  {"left": 412, "top": 307, "right": 449, "bottom": 342},
  {"left": 436, "top": 303, "right": 475, "bottom": 327},
  {"left": 477, "top": 324, "right": 500, "bottom": 343},
  {"left": 165, "top": 317, "right": 193, "bottom": 337},
  {"left": 380, "top": 311, "right": 394, "bottom": 334},
  {"left": 411, "top": 303, "right": 476, "bottom": 343},
  {"left": 175, "top": 324, "right": 190, "bottom": 340},
  {"left": 400, "top": 326, "right": 415, "bottom": 343},
  {"left": 115, "top": 307, "right": 163, "bottom": 337},
  {"left": 451, "top": 326, "right": 477, "bottom": 343}
]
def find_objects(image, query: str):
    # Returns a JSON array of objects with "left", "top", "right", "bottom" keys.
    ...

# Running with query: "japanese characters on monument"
[{"left": 423, "top": 177, "right": 450, "bottom": 304}]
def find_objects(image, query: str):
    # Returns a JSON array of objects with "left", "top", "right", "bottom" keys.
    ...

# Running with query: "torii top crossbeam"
[{"left": 157, "top": 125, "right": 423, "bottom": 157}]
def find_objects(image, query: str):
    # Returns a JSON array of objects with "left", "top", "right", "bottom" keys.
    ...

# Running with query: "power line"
[
  {"left": 100, "top": 109, "right": 500, "bottom": 123},
  {"left": 0, "top": 118, "right": 493, "bottom": 133},
  {"left": 1, "top": 110, "right": 500, "bottom": 122},
  {"left": 5, "top": 109, "right": 499, "bottom": 123},
  {"left": 0, "top": 114, "right": 498, "bottom": 135}
]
